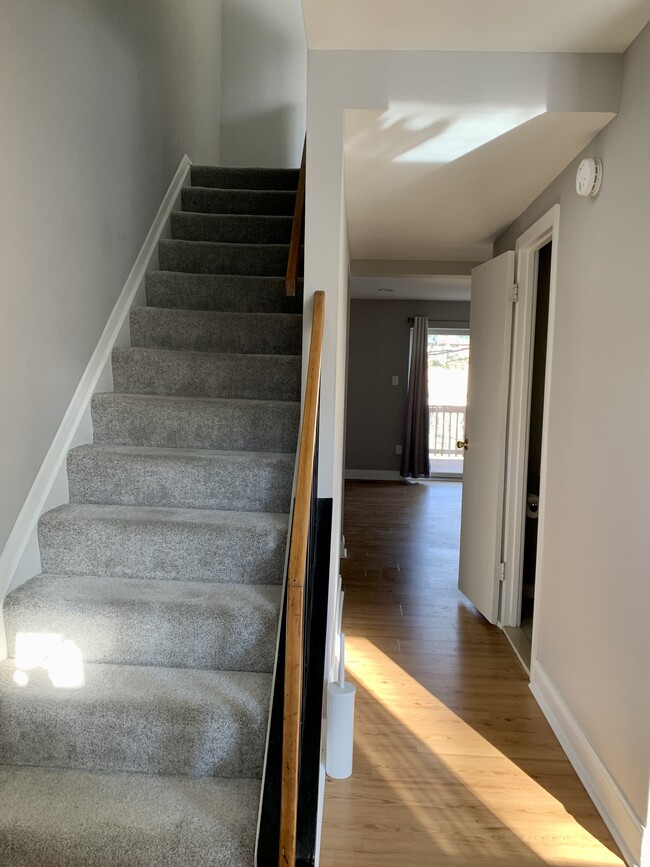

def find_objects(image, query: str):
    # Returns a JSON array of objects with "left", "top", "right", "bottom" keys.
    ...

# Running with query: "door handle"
[{"left": 457, "top": 439, "right": 468, "bottom": 450}]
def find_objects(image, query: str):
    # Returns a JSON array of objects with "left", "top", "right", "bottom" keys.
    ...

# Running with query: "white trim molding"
[
  {"left": 0, "top": 155, "right": 193, "bottom": 656},
  {"left": 531, "top": 661, "right": 645, "bottom": 867},
  {"left": 502, "top": 204, "right": 560, "bottom": 630},
  {"left": 345, "top": 470, "right": 462, "bottom": 483}
]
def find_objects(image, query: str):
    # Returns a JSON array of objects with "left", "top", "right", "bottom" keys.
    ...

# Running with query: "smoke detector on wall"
[{"left": 576, "top": 158, "right": 603, "bottom": 197}]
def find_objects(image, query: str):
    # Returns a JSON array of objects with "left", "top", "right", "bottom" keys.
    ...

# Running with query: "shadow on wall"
[
  {"left": 224, "top": 106, "right": 303, "bottom": 167},
  {"left": 221, "top": 0, "right": 306, "bottom": 167}
]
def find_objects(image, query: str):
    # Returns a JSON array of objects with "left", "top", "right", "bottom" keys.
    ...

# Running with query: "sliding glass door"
[{"left": 427, "top": 330, "right": 470, "bottom": 477}]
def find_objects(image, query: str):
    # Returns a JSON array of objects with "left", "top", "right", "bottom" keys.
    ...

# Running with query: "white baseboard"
[
  {"left": 314, "top": 758, "right": 326, "bottom": 867},
  {"left": 345, "top": 470, "right": 403, "bottom": 481},
  {"left": 0, "top": 155, "right": 193, "bottom": 655},
  {"left": 530, "top": 661, "right": 645, "bottom": 867},
  {"left": 344, "top": 470, "right": 462, "bottom": 483}
]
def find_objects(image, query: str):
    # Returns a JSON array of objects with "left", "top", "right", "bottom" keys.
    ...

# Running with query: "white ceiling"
[
  {"left": 344, "top": 109, "right": 615, "bottom": 263},
  {"left": 350, "top": 274, "right": 471, "bottom": 302},
  {"left": 302, "top": 0, "right": 650, "bottom": 52}
]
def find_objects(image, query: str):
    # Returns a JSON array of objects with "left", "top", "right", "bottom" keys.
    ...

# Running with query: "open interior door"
[{"left": 458, "top": 251, "right": 515, "bottom": 623}]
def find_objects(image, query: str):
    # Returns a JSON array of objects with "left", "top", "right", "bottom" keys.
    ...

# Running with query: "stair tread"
[
  {"left": 115, "top": 344, "right": 302, "bottom": 362},
  {"left": 38, "top": 503, "right": 288, "bottom": 586},
  {"left": 5, "top": 574, "right": 282, "bottom": 671},
  {"left": 93, "top": 392, "right": 300, "bottom": 409},
  {"left": 193, "top": 165, "right": 298, "bottom": 176},
  {"left": 40, "top": 501, "right": 290, "bottom": 528},
  {"left": 70, "top": 443, "right": 296, "bottom": 462},
  {"left": 158, "top": 239, "right": 291, "bottom": 277},
  {"left": 146, "top": 270, "right": 303, "bottom": 288},
  {"left": 147, "top": 268, "right": 302, "bottom": 278},
  {"left": 67, "top": 444, "right": 294, "bottom": 512},
  {"left": 6, "top": 573, "right": 282, "bottom": 612},
  {"left": 145, "top": 271, "right": 303, "bottom": 314},
  {"left": 134, "top": 306, "right": 301, "bottom": 320},
  {"left": 0, "top": 658, "right": 271, "bottom": 705},
  {"left": 0, "top": 765, "right": 259, "bottom": 866},
  {"left": 182, "top": 186, "right": 296, "bottom": 199},
  {"left": 0, "top": 660, "right": 271, "bottom": 778},
  {"left": 185, "top": 184, "right": 297, "bottom": 193},
  {"left": 129, "top": 306, "right": 302, "bottom": 355},
  {"left": 91, "top": 392, "right": 299, "bottom": 453},
  {"left": 191, "top": 165, "right": 299, "bottom": 191},
  {"left": 112, "top": 346, "right": 301, "bottom": 401},
  {"left": 182, "top": 186, "right": 297, "bottom": 217},
  {"left": 160, "top": 239, "right": 290, "bottom": 251},
  {"left": 173, "top": 211, "right": 293, "bottom": 222}
]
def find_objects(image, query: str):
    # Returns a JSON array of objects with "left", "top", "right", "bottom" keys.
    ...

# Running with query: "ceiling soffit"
[{"left": 344, "top": 108, "right": 615, "bottom": 262}]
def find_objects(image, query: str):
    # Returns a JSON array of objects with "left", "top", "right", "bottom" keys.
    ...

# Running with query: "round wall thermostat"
[{"left": 576, "top": 158, "right": 603, "bottom": 197}]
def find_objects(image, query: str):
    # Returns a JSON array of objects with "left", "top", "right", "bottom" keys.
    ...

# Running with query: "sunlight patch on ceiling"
[
  {"left": 343, "top": 109, "right": 615, "bottom": 261},
  {"left": 379, "top": 105, "right": 547, "bottom": 164}
]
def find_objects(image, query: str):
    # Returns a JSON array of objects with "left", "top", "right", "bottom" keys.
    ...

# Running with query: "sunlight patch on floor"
[{"left": 346, "top": 635, "right": 623, "bottom": 866}]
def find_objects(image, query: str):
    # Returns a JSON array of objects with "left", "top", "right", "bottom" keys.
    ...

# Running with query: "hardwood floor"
[{"left": 319, "top": 481, "right": 624, "bottom": 867}]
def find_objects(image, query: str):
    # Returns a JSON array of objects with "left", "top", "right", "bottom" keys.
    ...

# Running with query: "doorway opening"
[
  {"left": 427, "top": 329, "right": 469, "bottom": 478},
  {"left": 510, "top": 240, "right": 553, "bottom": 666},
  {"left": 501, "top": 206, "right": 560, "bottom": 672}
]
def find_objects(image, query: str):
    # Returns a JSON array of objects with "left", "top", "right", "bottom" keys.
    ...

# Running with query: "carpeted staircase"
[{"left": 0, "top": 165, "right": 303, "bottom": 866}]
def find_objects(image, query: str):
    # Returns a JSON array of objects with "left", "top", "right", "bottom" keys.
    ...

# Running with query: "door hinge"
[
  {"left": 509, "top": 283, "right": 519, "bottom": 303},
  {"left": 498, "top": 562, "right": 506, "bottom": 583}
]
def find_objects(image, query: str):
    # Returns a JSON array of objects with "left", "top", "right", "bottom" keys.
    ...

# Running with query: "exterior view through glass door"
[{"left": 427, "top": 330, "right": 469, "bottom": 477}]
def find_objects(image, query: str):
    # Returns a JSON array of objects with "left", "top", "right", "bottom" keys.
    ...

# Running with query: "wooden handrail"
[
  {"left": 285, "top": 138, "right": 306, "bottom": 297},
  {"left": 279, "top": 290, "right": 325, "bottom": 866}
]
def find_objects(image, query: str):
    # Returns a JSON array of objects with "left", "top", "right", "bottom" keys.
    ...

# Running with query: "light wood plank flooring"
[{"left": 320, "top": 481, "right": 624, "bottom": 867}]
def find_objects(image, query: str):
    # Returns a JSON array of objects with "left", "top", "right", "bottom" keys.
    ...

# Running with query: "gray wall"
[
  {"left": 495, "top": 22, "right": 650, "bottom": 826},
  {"left": 221, "top": 0, "right": 306, "bottom": 167},
  {"left": 345, "top": 300, "right": 470, "bottom": 473},
  {"left": 0, "top": 0, "right": 222, "bottom": 558}
]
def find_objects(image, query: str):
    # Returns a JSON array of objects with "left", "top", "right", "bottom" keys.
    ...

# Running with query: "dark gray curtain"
[{"left": 401, "top": 316, "right": 430, "bottom": 479}]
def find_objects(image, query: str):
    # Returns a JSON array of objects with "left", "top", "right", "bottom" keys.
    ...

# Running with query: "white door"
[{"left": 458, "top": 251, "right": 515, "bottom": 623}]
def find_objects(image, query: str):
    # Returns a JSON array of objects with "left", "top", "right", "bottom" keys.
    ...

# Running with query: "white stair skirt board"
[
  {"left": 530, "top": 661, "right": 644, "bottom": 867},
  {"left": 0, "top": 155, "right": 193, "bottom": 656}
]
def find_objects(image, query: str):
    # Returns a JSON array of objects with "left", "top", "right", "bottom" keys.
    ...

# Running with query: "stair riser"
[
  {"left": 171, "top": 212, "right": 292, "bottom": 245},
  {"left": 182, "top": 186, "right": 296, "bottom": 216},
  {"left": 159, "top": 240, "right": 289, "bottom": 276},
  {"left": 4, "top": 589, "right": 279, "bottom": 672},
  {"left": 145, "top": 272, "right": 303, "bottom": 313},
  {"left": 0, "top": 671, "right": 270, "bottom": 778},
  {"left": 191, "top": 166, "right": 299, "bottom": 190},
  {"left": 91, "top": 395, "right": 300, "bottom": 453},
  {"left": 112, "top": 348, "right": 301, "bottom": 401},
  {"left": 39, "top": 509, "right": 287, "bottom": 584},
  {"left": 129, "top": 308, "right": 302, "bottom": 356},
  {"left": 67, "top": 449, "right": 294, "bottom": 513}
]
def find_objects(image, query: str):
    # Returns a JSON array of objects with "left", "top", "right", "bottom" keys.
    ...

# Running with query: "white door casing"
[
  {"left": 502, "top": 205, "right": 560, "bottom": 634},
  {"left": 458, "top": 251, "right": 515, "bottom": 623}
]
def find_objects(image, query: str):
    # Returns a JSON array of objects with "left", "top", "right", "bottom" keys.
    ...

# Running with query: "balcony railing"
[{"left": 429, "top": 405, "right": 466, "bottom": 457}]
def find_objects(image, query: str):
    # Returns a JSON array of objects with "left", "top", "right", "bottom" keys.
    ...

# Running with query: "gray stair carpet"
[{"left": 0, "top": 164, "right": 301, "bottom": 866}]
